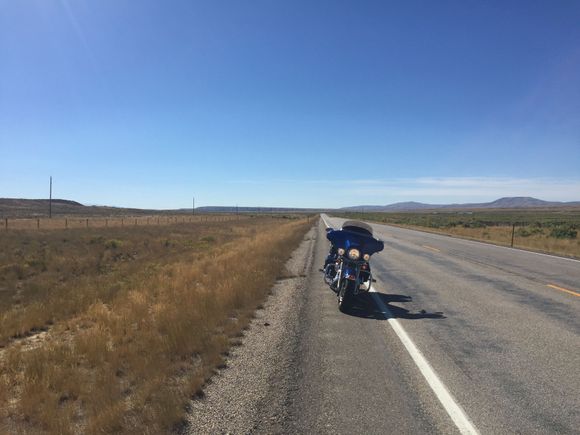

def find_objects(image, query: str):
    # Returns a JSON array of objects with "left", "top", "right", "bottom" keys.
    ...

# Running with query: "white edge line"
[
  {"left": 320, "top": 214, "right": 480, "bottom": 435},
  {"left": 369, "top": 291, "right": 479, "bottom": 435}
]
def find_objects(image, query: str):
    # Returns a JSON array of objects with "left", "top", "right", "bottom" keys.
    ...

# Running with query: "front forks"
[{"left": 326, "top": 261, "right": 372, "bottom": 294}]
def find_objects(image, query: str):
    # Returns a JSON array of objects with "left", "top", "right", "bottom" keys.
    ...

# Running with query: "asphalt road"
[
  {"left": 310, "top": 215, "right": 580, "bottom": 434},
  {"left": 184, "top": 216, "right": 579, "bottom": 434}
]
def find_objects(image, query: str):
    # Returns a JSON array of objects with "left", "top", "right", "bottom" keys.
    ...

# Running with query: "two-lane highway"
[
  {"left": 185, "top": 216, "right": 579, "bottom": 434},
  {"left": 320, "top": 215, "right": 579, "bottom": 434}
]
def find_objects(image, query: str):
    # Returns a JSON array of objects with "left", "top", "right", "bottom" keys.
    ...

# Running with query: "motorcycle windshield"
[
  {"left": 341, "top": 220, "right": 374, "bottom": 237},
  {"left": 327, "top": 229, "right": 384, "bottom": 256}
]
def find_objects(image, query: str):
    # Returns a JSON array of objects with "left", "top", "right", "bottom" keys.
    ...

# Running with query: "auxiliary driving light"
[
  {"left": 363, "top": 253, "right": 370, "bottom": 261},
  {"left": 337, "top": 248, "right": 345, "bottom": 256}
]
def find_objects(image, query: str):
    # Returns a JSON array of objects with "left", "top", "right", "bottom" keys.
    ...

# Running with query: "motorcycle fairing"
[{"left": 326, "top": 228, "right": 384, "bottom": 256}]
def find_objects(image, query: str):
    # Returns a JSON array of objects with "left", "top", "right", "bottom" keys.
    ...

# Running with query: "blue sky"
[{"left": 1, "top": 0, "right": 579, "bottom": 208}]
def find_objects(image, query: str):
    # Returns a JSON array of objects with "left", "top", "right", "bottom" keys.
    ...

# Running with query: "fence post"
[
  {"left": 135, "top": 218, "right": 137, "bottom": 226},
  {"left": 65, "top": 218, "right": 68, "bottom": 229},
  {"left": 511, "top": 223, "right": 515, "bottom": 247},
  {"left": 37, "top": 218, "right": 40, "bottom": 229},
  {"left": 86, "top": 219, "right": 89, "bottom": 228},
  {"left": 5, "top": 218, "right": 7, "bottom": 230}
]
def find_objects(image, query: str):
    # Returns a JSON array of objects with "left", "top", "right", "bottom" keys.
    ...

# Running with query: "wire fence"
[{"left": 1, "top": 214, "right": 247, "bottom": 231}]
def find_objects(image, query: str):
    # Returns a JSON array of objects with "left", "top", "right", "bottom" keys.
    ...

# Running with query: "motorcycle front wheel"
[{"left": 337, "top": 279, "right": 355, "bottom": 312}]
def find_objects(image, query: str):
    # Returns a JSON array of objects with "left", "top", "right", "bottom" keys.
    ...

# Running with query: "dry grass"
[
  {"left": 394, "top": 224, "right": 580, "bottom": 258},
  {"left": 0, "top": 217, "right": 311, "bottom": 433}
]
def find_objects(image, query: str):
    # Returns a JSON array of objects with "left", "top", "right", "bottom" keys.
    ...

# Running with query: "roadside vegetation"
[
  {"left": 0, "top": 216, "right": 311, "bottom": 433},
  {"left": 336, "top": 209, "right": 580, "bottom": 258}
]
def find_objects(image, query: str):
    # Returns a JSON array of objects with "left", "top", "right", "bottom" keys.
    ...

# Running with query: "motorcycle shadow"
[{"left": 344, "top": 292, "right": 446, "bottom": 320}]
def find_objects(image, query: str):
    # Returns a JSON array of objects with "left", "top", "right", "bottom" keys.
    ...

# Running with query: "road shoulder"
[{"left": 181, "top": 223, "right": 317, "bottom": 434}]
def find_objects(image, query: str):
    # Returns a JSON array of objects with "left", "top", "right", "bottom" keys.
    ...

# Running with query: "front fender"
[{"left": 342, "top": 266, "right": 357, "bottom": 280}]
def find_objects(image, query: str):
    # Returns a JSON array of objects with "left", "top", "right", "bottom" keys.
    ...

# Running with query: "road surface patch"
[{"left": 422, "top": 245, "right": 441, "bottom": 253}]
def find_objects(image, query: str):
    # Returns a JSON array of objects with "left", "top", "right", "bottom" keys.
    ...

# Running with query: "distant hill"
[
  {"left": 0, "top": 198, "right": 160, "bottom": 218},
  {"left": 341, "top": 197, "right": 580, "bottom": 212},
  {"left": 477, "top": 197, "right": 575, "bottom": 208},
  {"left": 0, "top": 198, "right": 326, "bottom": 218},
  {"left": 0, "top": 198, "right": 83, "bottom": 208},
  {"left": 192, "top": 206, "right": 326, "bottom": 214}
]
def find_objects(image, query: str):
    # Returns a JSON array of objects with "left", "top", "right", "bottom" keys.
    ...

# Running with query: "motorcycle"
[{"left": 323, "top": 220, "right": 384, "bottom": 311}]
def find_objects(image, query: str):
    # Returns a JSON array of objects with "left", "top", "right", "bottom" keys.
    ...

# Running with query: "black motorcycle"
[{"left": 323, "top": 221, "right": 384, "bottom": 311}]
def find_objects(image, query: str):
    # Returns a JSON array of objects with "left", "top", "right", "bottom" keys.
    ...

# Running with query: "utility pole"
[
  {"left": 49, "top": 176, "right": 53, "bottom": 218},
  {"left": 192, "top": 196, "right": 195, "bottom": 215}
]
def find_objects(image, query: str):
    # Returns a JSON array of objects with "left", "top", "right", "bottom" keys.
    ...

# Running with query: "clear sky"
[{"left": 1, "top": 0, "right": 579, "bottom": 209}]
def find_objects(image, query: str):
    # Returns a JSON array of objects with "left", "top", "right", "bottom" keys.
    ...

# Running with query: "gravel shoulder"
[{"left": 182, "top": 224, "right": 317, "bottom": 434}]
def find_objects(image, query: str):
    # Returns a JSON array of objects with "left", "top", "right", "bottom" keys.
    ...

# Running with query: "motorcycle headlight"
[
  {"left": 337, "top": 248, "right": 345, "bottom": 256},
  {"left": 363, "top": 253, "right": 370, "bottom": 261},
  {"left": 348, "top": 248, "right": 360, "bottom": 260}
]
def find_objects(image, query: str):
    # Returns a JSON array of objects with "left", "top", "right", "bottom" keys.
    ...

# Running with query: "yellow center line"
[
  {"left": 546, "top": 284, "right": 580, "bottom": 297},
  {"left": 422, "top": 245, "right": 441, "bottom": 253}
]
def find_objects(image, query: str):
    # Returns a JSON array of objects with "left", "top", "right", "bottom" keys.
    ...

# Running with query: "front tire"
[{"left": 338, "top": 280, "right": 354, "bottom": 312}]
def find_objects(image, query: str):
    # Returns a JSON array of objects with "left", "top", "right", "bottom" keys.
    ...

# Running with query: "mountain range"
[
  {"left": 1, "top": 197, "right": 579, "bottom": 218},
  {"left": 340, "top": 197, "right": 580, "bottom": 212}
]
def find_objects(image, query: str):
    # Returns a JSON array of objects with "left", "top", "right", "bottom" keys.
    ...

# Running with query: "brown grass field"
[
  {"left": 411, "top": 224, "right": 580, "bottom": 257},
  {"left": 0, "top": 216, "right": 312, "bottom": 433}
]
